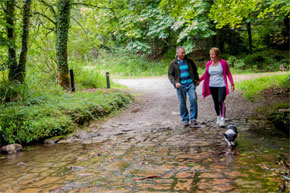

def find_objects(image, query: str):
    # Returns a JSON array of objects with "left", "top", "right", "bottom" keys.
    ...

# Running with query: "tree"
[
  {"left": 56, "top": 0, "right": 71, "bottom": 89},
  {"left": 209, "top": 0, "right": 290, "bottom": 53},
  {"left": 18, "top": 0, "right": 32, "bottom": 83},
  {"left": 5, "top": 0, "right": 32, "bottom": 83},
  {"left": 209, "top": 0, "right": 260, "bottom": 54},
  {"left": 6, "top": 0, "right": 18, "bottom": 81},
  {"left": 159, "top": 0, "right": 215, "bottom": 53}
]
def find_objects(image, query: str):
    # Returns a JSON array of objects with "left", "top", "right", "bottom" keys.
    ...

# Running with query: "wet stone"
[
  {"left": 57, "top": 137, "right": 79, "bottom": 144},
  {"left": 162, "top": 171, "right": 175, "bottom": 178},
  {"left": 212, "top": 184, "right": 235, "bottom": 192},
  {"left": 20, "top": 188, "right": 41, "bottom": 193},
  {"left": 160, "top": 165, "right": 175, "bottom": 170},
  {"left": 176, "top": 171, "right": 195, "bottom": 179},
  {"left": 234, "top": 179, "right": 262, "bottom": 189},
  {"left": 199, "top": 172, "right": 223, "bottom": 178},
  {"left": 212, "top": 178, "right": 231, "bottom": 185},
  {"left": 155, "top": 178, "right": 175, "bottom": 184},
  {"left": 174, "top": 179, "right": 193, "bottom": 191},
  {"left": 1, "top": 144, "right": 22, "bottom": 154},
  {"left": 190, "top": 165, "right": 205, "bottom": 171},
  {"left": 197, "top": 181, "right": 212, "bottom": 190},
  {"left": 44, "top": 137, "right": 62, "bottom": 144},
  {"left": 226, "top": 171, "right": 242, "bottom": 178},
  {"left": 32, "top": 177, "right": 60, "bottom": 187},
  {"left": 40, "top": 184, "right": 63, "bottom": 193},
  {"left": 68, "top": 166, "right": 84, "bottom": 171}
]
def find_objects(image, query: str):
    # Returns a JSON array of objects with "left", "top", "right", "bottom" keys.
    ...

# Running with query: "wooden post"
[
  {"left": 106, "top": 72, "right": 110, "bottom": 89},
  {"left": 69, "top": 69, "right": 75, "bottom": 92}
]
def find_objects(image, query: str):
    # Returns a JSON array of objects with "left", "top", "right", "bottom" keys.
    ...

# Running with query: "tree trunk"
[
  {"left": 6, "top": 0, "right": 18, "bottom": 82},
  {"left": 283, "top": 14, "right": 289, "bottom": 48},
  {"left": 56, "top": 0, "right": 71, "bottom": 90},
  {"left": 18, "top": 0, "right": 32, "bottom": 83},
  {"left": 247, "top": 21, "right": 252, "bottom": 54}
]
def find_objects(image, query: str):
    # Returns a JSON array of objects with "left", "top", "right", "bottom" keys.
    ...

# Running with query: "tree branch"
[
  {"left": 71, "top": 16, "right": 89, "bottom": 41},
  {"left": 72, "top": 2, "right": 120, "bottom": 30},
  {"left": 71, "top": 3, "right": 110, "bottom": 10},
  {"left": 33, "top": 11, "right": 56, "bottom": 25},
  {"left": 39, "top": 0, "right": 56, "bottom": 17}
]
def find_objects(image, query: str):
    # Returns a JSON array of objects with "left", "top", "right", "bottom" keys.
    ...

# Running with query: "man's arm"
[{"left": 168, "top": 61, "right": 176, "bottom": 87}]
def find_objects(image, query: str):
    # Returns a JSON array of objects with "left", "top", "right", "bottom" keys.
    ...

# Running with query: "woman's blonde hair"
[{"left": 210, "top": 47, "right": 220, "bottom": 57}]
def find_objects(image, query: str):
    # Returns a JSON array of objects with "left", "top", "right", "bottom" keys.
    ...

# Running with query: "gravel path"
[{"left": 108, "top": 74, "right": 255, "bottom": 129}]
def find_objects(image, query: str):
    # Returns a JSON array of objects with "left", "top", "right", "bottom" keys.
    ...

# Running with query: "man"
[{"left": 168, "top": 46, "right": 199, "bottom": 127}]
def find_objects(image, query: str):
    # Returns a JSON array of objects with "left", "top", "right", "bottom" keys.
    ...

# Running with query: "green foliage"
[
  {"left": 0, "top": 104, "right": 73, "bottom": 144},
  {"left": 225, "top": 50, "right": 289, "bottom": 71},
  {"left": 243, "top": 50, "right": 289, "bottom": 71},
  {"left": 0, "top": 85, "right": 133, "bottom": 144},
  {"left": 161, "top": 0, "right": 215, "bottom": 45},
  {"left": 95, "top": 50, "right": 169, "bottom": 77},
  {"left": 227, "top": 55, "right": 247, "bottom": 69},
  {"left": 126, "top": 41, "right": 152, "bottom": 55},
  {"left": 236, "top": 73, "right": 289, "bottom": 101},
  {"left": 258, "top": 0, "right": 290, "bottom": 18},
  {"left": 209, "top": 0, "right": 259, "bottom": 29},
  {"left": 0, "top": 80, "right": 30, "bottom": 104}
]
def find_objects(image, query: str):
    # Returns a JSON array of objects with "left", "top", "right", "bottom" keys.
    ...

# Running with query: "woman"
[{"left": 199, "top": 47, "right": 234, "bottom": 126}]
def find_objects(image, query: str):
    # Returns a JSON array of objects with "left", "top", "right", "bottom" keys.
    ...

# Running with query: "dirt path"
[
  {"left": 105, "top": 71, "right": 287, "bottom": 130},
  {"left": 100, "top": 73, "right": 266, "bottom": 130}
]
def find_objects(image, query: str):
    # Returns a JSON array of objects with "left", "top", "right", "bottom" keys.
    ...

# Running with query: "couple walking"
[{"left": 168, "top": 46, "right": 235, "bottom": 127}]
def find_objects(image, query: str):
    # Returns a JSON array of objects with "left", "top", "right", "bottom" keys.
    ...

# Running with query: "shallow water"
[{"left": 0, "top": 120, "right": 289, "bottom": 193}]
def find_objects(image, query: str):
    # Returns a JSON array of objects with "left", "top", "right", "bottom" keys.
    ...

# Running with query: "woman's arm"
[
  {"left": 199, "top": 61, "right": 210, "bottom": 82},
  {"left": 224, "top": 60, "right": 234, "bottom": 90}
]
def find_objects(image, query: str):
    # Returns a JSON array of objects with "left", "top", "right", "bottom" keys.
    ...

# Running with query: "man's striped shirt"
[{"left": 178, "top": 60, "right": 192, "bottom": 85}]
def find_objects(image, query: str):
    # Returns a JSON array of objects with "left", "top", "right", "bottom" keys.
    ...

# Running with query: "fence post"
[
  {"left": 69, "top": 69, "right": 75, "bottom": 92},
  {"left": 106, "top": 72, "right": 110, "bottom": 89}
]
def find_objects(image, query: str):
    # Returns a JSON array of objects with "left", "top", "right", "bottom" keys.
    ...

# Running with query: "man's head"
[{"left": 176, "top": 46, "right": 186, "bottom": 60}]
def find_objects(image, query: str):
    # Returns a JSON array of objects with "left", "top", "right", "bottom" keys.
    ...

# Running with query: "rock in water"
[{"left": 1, "top": 144, "right": 22, "bottom": 154}]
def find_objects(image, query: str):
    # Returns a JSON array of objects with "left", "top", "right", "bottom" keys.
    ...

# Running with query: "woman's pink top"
[{"left": 199, "top": 59, "right": 234, "bottom": 99}]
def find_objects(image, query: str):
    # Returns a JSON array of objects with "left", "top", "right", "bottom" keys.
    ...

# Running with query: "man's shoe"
[
  {"left": 191, "top": 120, "right": 198, "bottom": 126},
  {"left": 219, "top": 117, "right": 225, "bottom": 127},
  {"left": 183, "top": 122, "right": 189, "bottom": 128}
]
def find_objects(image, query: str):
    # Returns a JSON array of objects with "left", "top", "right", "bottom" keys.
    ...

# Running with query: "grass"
[
  {"left": 0, "top": 67, "right": 133, "bottom": 145},
  {"left": 236, "top": 73, "right": 290, "bottom": 101},
  {"left": 0, "top": 85, "right": 133, "bottom": 144},
  {"left": 92, "top": 50, "right": 169, "bottom": 77}
]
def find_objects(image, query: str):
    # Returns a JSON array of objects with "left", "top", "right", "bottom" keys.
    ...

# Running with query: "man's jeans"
[{"left": 176, "top": 83, "right": 198, "bottom": 123}]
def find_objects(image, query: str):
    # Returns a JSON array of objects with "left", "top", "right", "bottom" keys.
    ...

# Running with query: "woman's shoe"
[
  {"left": 219, "top": 117, "right": 225, "bottom": 127},
  {"left": 216, "top": 116, "right": 221, "bottom": 124}
]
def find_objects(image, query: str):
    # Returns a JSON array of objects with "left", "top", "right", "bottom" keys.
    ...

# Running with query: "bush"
[
  {"left": 0, "top": 86, "right": 133, "bottom": 144},
  {"left": 222, "top": 49, "right": 289, "bottom": 72},
  {"left": 0, "top": 105, "right": 73, "bottom": 144},
  {"left": 243, "top": 50, "right": 289, "bottom": 71}
]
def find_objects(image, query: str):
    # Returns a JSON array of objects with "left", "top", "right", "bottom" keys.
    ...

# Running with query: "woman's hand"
[{"left": 231, "top": 85, "right": 235, "bottom": 91}]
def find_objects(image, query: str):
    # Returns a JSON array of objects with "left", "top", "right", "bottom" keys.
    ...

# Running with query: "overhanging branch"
[{"left": 33, "top": 11, "right": 56, "bottom": 25}]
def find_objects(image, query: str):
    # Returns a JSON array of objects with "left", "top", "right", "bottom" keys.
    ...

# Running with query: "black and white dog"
[{"left": 223, "top": 125, "right": 238, "bottom": 146}]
